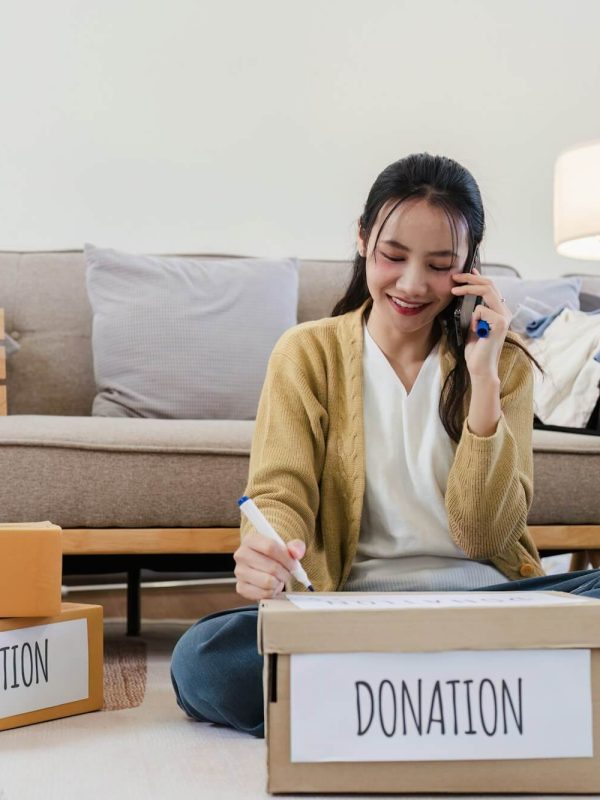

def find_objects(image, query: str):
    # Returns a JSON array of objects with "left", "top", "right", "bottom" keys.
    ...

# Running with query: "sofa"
[{"left": 1, "top": 250, "right": 600, "bottom": 635}]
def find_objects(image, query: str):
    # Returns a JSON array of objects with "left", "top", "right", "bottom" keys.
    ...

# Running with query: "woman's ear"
[{"left": 357, "top": 220, "right": 367, "bottom": 258}]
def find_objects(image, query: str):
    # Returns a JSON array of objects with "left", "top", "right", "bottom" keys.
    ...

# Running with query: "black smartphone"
[{"left": 453, "top": 246, "right": 483, "bottom": 347}]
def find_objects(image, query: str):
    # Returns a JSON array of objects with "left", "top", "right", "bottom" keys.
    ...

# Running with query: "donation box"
[
  {"left": 259, "top": 591, "right": 600, "bottom": 794},
  {"left": 0, "top": 603, "right": 103, "bottom": 731}
]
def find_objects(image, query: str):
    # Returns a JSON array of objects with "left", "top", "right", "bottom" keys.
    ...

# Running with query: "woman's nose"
[{"left": 395, "top": 262, "right": 428, "bottom": 293}]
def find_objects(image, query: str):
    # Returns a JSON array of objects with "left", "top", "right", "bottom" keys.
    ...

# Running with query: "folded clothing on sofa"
[{"left": 528, "top": 309, "right": 600, "bottom": 430}]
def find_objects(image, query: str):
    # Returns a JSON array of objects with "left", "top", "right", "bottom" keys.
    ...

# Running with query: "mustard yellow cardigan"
[{"left": 240, "top": 298, "right": 544, "bottom": 591}]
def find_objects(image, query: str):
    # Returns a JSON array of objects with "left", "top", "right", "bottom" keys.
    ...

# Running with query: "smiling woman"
[
  {"left": 170, "top": 153, "right": 600, "bottom": 743},
  {"left": 334, "top": 153, "right": 542, "bottom": 442},
  {"left": 360, "top": 198, "right": 469, "bottom": 353}
]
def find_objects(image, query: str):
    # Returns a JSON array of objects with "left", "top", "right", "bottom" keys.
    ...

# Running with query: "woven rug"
[{"left": 102, "top": 635, "right": 147, "bottom": 710}]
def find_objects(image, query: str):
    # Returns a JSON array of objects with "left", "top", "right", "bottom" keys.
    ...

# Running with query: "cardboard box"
[
  {"left": 259, "top": 591, "right": 600, "bottom": 794},
  {"left": 0, "top": 522, "right": 62, "bottom": 617},
  {"left": 0, "top": 602, "right": 103, "bottom": 731}
]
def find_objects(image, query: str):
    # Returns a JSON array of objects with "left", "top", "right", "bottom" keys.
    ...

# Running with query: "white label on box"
[
  {"left": 0, "top": 618, "right": 89, "bottom": 719},
  {"left": 287, "top": 591, "right": 591, "bottom": 610},
  {"left": 290, "top": 649, "right": 592, "bottom": 762}
]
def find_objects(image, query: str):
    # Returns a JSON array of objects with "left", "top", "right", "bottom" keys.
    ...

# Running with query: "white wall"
[{"left": 0, "top": 0, "right": 599, "bottom": 277}]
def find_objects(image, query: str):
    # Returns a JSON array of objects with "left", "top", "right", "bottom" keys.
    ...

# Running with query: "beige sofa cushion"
[
  {"left": 0, "top": 416, "right": 252, "bottom": 528},
  {"left": 0, "top": 417, "right": 597, "bottom": 529}
]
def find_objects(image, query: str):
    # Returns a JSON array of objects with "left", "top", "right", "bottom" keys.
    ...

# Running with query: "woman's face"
[{"left": 360, "top": 197, "right": 470, "bottom": 338}]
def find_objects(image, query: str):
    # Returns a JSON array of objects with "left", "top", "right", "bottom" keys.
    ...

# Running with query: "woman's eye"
[{"left": 381, "top": 253, "right": 451, "bottom": 272}]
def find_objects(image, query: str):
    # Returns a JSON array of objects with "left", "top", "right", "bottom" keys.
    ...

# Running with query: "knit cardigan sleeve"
[
  {"left": 444, "top": 342, "right": 535, "bottom": 560},
  {"left": 239, "top": 345, "right": 328, "bottom": 549}
]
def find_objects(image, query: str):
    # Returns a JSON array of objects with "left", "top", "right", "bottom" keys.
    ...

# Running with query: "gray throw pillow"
[
  {"left": 85, "top": 243, "right": 300, "bottom": 419},
  {"left": 580, "top": 292, "right": 600, "bottom": 313},
  {"left": 489, "top": 276, "right": 582, "bottom": 315}
]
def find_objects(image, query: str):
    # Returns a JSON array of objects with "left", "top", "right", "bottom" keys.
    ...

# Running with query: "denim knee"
[
  {"left": 170, "top": 606, "right": 264, "bottom": 737},
  {"left": 481, "top": 567, "right": 600, "bottom": 598},
  {"left": 567, "top": 567, "right": 600, "bottom": 598}
]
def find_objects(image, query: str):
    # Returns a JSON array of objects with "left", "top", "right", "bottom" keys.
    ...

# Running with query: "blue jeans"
[{"left": 170, "top": 568, "right": 600, "bottom": 739}]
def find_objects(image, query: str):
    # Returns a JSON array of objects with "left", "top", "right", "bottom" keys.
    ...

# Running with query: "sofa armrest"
[{"left": 0, "top": 309, "right": 6, "bottom": 415}]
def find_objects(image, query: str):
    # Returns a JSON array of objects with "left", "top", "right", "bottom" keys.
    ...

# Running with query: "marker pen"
[
  {"left": 238, "top": 495, "right": 315, "bottom": 592},
  {"left": 476, "top": 319, "right": 490, "bottom": 338}
]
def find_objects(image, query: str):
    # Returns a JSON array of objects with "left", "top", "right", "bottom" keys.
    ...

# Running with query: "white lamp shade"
[{"left": 554, "top": 139, "right": 600, "bottom": 260}]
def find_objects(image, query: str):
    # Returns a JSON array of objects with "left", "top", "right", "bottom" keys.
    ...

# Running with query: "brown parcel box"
[
  {"left": 0, "top": 522, "right": 62, "bottom": 617},
  {"left": 0, "top": 602, "right": 103, "bottom": 731},
  {"left": 259, "top": 591, "right": 600, "bottom": 795}
]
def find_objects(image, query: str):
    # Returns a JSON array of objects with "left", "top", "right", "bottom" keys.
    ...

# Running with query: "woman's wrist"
[
  {"left": 469, "top": 371, "right": 501, "bottom": 387},
  {"left": 467, "top": 374, "right": 501, "bottom": 437}
]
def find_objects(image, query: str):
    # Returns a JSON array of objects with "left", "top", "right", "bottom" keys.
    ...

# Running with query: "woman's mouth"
[{"left": 387, "top": 295, "right": 431, "bottom": 316}]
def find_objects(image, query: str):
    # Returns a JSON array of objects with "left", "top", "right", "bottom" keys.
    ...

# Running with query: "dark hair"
[{"left": 331, "top": 152, "right": 544, "bottom": 443}]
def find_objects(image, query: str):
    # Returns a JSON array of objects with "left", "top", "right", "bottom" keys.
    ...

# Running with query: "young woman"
[{"left": 170, "top": 153, "right": 600, "bottom": 739}]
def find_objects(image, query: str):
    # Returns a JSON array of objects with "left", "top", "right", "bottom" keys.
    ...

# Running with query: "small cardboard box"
[
  {"left": 0, "top": 602, "right": 103, "bottom": 731},
  {"left": 0, "top": 522, "right": 62, "bottom": 617},
  {"left": 259, "top": 591, "right": 600, "bottom": 794}
]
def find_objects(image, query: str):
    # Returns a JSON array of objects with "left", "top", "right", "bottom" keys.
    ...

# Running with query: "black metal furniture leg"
[{"left": 127, "top": 565, "right": 141, "bottom": 636}]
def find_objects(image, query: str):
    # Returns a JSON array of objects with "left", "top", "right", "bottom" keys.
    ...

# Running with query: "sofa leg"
[
  {"left": 570, "top": 551, "right": 591, "bottom": 571},
  {"left": 127, "top": 566, "right": 141, "bottom": 636}
]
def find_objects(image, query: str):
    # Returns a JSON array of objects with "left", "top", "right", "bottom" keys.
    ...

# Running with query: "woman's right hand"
[{"left": 233, "top": 531, "right": 306, "bottom": 601}]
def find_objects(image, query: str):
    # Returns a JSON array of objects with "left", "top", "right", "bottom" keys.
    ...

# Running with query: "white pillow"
[{"left": 85, "top": 243, "right": 300, "bottom": 419}]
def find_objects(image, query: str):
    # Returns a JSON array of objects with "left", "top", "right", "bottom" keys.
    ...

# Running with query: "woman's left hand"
[{"left": 450, "top": 267, "right": 512, "bottom": 380}]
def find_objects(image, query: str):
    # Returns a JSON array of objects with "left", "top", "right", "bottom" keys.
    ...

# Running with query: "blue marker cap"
[
  {"left": 476, "top": 320, "right": 490, "bottom": 338},
  {"left": 238, "top": 496, "right": 249, "bottom": 506}
]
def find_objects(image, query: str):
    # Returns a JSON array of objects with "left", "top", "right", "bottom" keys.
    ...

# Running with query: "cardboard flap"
[{"left": 259, "top": 592, "right": 600, "bottom": 654}]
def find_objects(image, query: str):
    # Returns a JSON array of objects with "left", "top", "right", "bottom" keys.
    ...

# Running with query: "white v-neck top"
[{"left": 343, "top": 320, "right": 509, "bottom": 591}]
